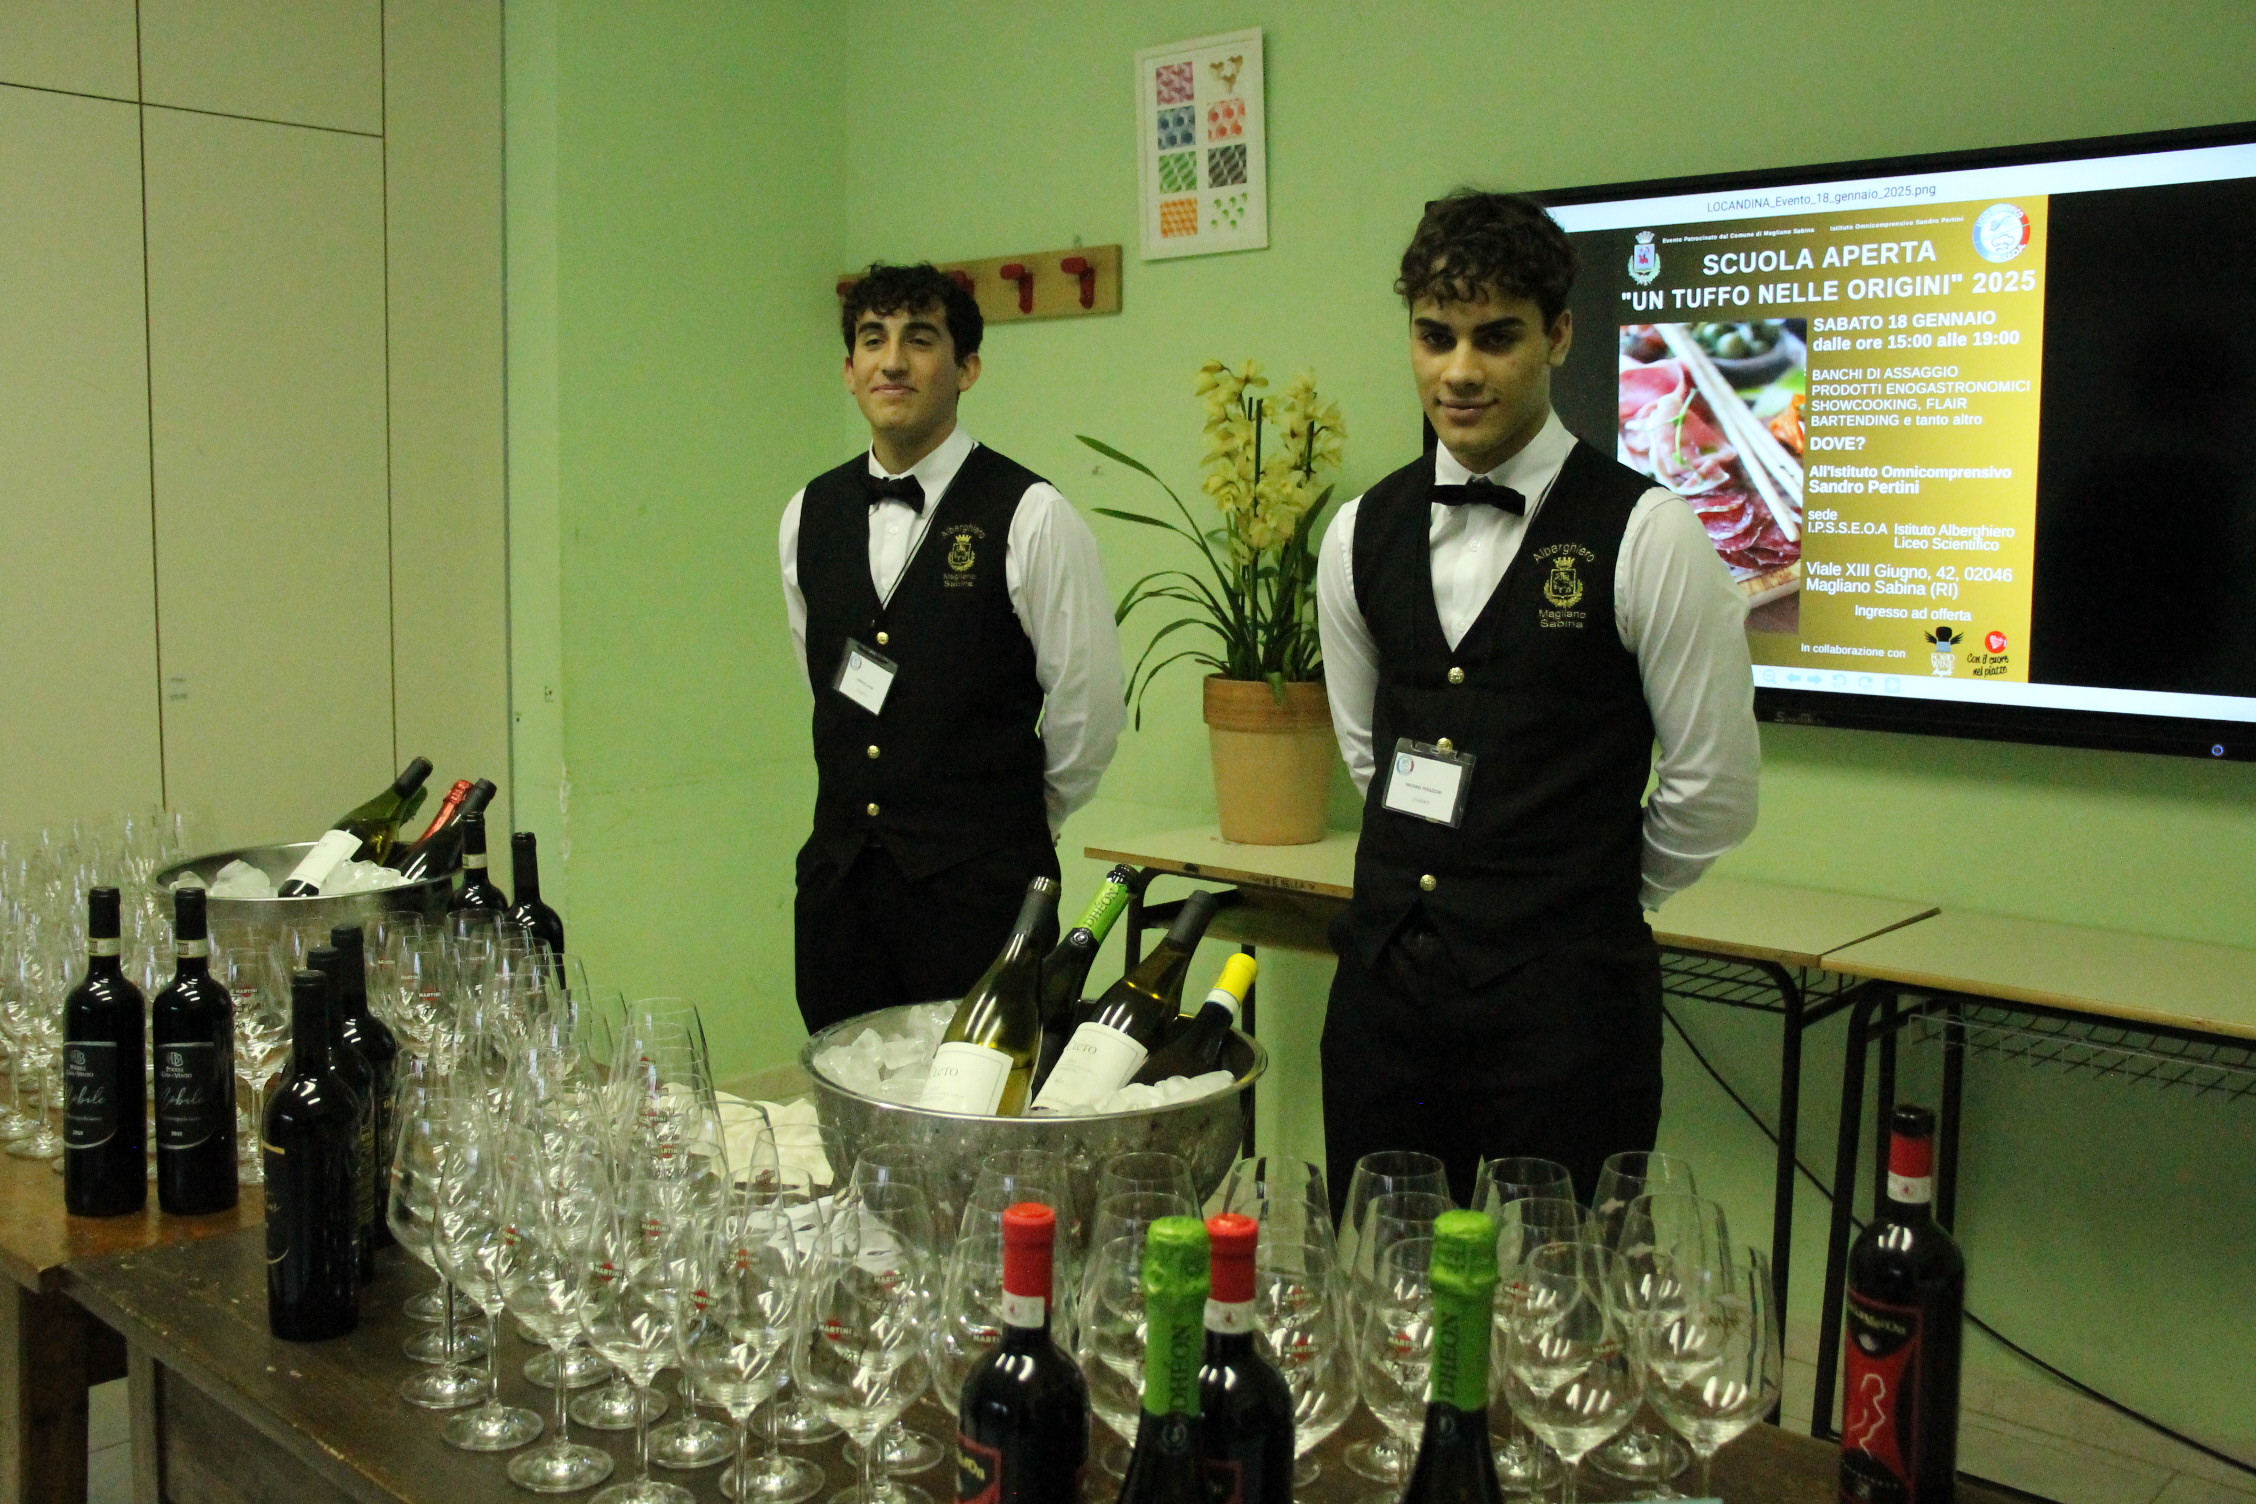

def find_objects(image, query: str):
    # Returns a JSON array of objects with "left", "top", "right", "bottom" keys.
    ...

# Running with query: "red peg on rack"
[
  {"left": 998, "top": 262, "right": 1035, "bottom": 314},
  {"left": 1059, "top": 256, "right": 1096, "bottom": 310}
]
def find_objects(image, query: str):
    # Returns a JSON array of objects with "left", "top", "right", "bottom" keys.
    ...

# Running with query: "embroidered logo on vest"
[
  {"left": 1534, "top": 542, "right": 1593, "bottom": 627},
  {"left": 941, "top": 524, "right": 984, "bottom": 586}
]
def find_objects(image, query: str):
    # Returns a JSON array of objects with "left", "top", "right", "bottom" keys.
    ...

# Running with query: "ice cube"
[
  {"left": 210, "top": 859, "right": 277, "bottom": 899},
  {"left": 169, "top": 871, "right": 208, "bottom": 891}
]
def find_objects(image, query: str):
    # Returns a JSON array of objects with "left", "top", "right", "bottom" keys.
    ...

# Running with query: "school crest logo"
[
  {"left": 1532, "top": 542, "right": 1595, "bottom": 628},
  {"left": 1628, "top": 231, "right": 1661, "bottom": 286},
  {"left": 940, "top": 523, "right": 984, "bottom": 587},
  {"left": 1543, "top": 553, "right": 1585, "bottom": 609}
]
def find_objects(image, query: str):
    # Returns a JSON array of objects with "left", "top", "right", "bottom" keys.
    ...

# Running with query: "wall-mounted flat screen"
[{"left": 1541, "top": 121, "right": 2256, "bottom": 761}]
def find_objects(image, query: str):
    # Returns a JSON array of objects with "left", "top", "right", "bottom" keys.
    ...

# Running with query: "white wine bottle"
[
  {"left": 1030, "top": 889, "right": 1220, "bottom": 1114},
  {"left": 277, "top": 757, "right": 434, "bottom": 895},
  {"left": 1132, "top": 952, "right": 1256, "bottom": 1085},
  {"left": 919, "top": 877, "right": 1059, "bottom": 1116}
]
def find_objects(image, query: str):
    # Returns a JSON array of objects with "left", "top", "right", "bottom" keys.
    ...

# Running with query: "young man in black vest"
[
  {"left": 782, "top": 263, "right": 1123, "bottom": 1035},
  {"left": 1315, "top": 193, "right": 1761, "bottom": 1210}
]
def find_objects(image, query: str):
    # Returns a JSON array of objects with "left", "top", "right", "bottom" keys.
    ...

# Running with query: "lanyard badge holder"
[
  {"left": 833, "top": 637, "right": 898, "bottom": 715},
  {"left": 1381, "top": 737, "right": 1474, "bottom": 828}
]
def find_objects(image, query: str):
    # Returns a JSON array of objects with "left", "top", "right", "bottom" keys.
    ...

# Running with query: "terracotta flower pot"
[{"left": 1202, "top": 676, "right": 1336, "bottom": 845}]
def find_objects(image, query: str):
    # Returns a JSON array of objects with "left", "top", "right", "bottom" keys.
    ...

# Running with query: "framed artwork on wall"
[{"left": 1136, "top": 28, "right": 1268, "bottom": 260}]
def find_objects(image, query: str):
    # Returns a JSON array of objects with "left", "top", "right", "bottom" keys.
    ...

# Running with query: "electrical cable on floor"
[{"left": 1660, "top": 1001, "right": 2256, "bottom": 1481}]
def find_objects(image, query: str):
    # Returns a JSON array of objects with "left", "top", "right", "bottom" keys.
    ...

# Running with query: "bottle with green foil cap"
[
  {"left": 1028, "top": 864, "right": 1137, "bottom": 1095},
  {"left": 1115, "top": 1216, "right": 1210, "bottom": 1504},
  {"left": 1401, "top": 1208, "right": 1507, "bottom": 1504}
]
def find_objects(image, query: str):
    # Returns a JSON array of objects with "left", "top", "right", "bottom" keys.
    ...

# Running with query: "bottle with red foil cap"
[
  {"left": 1841, "top": 1104, "right": 1965, "bottom": 1504},
  {"left": 954, "top": 1202, "right": 1089, "bottom": 1502},
  {"left": 1199, "top": 1212, "right": 1294, "bottom": 1503}
]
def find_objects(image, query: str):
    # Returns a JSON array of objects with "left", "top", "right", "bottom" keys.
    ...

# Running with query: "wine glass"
[
  {"left": 793, "top": 1180, "right": 937, "bottom": 1504},
  {"left": 1216, "top": 1156, "right": 1356, "bottom": 1489},
  {"left": 730, "top": 1190, "right": 829, "bottom": 1504},
  {"left": 584, "top": 1152, "right": 697, "bottom": 1504},
  {"left": 836, "top": 1148, "right": 963, "bottom": 1483},
  {"left": 1587, "top": 1156, "right": 1700, "bottom": 1488},
  {"left": 1505, "top": 1242, "right": 1643, "bottom": 1504},
  {"left": 1340, "top": 1151, "right": 1452, "bottom": 1483},
  {"left": 223, "top": 955, "right": 288, "bottom": 1184},
  {"left": 649, "top": 1108, "right": 773, "bottom": 1472},
  {"left": 387, "top": 1048, "right": 489, "bottom": 1369},
  {"left": 499, "top": 1123, "right": 617, "bottom": 1492},
  {"left": 1095, "top": 1150, "right": 1196, "bottom": 1208},
  {"left": 431, "top": 1084, "right": 546, "bottom": 1451},
  {"left": 1356, "top": 1193, "right": 1455, "bottom": 1501},
  {"left": 685, "top": 1186, "right": 816, "bottom": 1503},
  {"left": 1474, "top": 1155, "right": 1576, "bottom": 1210},
  {"left": 1064, "top": 1192, "right": 1192, "bottom": 1480},
  {"left": 1488, "top": 1196, "right": 1593, "bottom": 1495},
  {"left": 1647, "top": 1248, "right": 1783, "bottom": 1498}
]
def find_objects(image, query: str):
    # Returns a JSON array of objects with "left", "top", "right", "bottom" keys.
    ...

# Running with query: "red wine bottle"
[
  {"left": 1028, "top": 865, "right": 1136, "bottom": 1093},
  {"left": 393, "top": 778, "right": 495, "bottom": 882},
  {"left": 1199, "top": 1212, "right": 1293, "bottom": 1503},
  {"left": 152, "top": 886, "right": 238, "bottom": 1215},
  {"left": 1134, "top": 953, "right": 1257, "bottom": 1086},
  {"left": 1399, "top": 1209, "right": 1507, "bottom": 1503},
  {"left": 953, "top": 1202, "right": 1090, "bottom": 1501},
  {"left": 507, "top": 832, "right": 566, "bottom": 955},
  {"left": 327, "top": 924, "right": 396, "bottom": 1247},
  {"left": 1115, "top": 1217, "right": 1210, "bottom": 1504},
  {"left": 1840, "top": 1104, "right": 1965, "bottom": 1504},
  {"left": 264, "top": 969, "right": 362, "bottom": 1341},
  {"left": 307, "top": 946, "right": 377, "bottom": 1280},
  {"left": 445, "top": 810, "right": 509, "bottom": 915},
  {"left": 63, "top": 886, "right": 148, "bottom": 1217}
]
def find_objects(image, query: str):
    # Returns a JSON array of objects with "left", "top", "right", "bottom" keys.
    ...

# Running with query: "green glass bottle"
[
  {"left": 1115, "top": 1216, "right": 1210, "bottom": 1504},
  {"left": 1401, "top": 1209, "right": 1506, "bottom": 1504}
]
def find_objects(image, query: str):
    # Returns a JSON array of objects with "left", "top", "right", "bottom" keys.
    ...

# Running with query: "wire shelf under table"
[{"left": 1907, "top": 1001, "right": 2256, "bottom": 1101}]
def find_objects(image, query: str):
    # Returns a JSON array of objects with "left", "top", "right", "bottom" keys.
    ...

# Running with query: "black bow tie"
[
  {"left": 864, "top": 472, "right": 925, "bottom": 515},
  {"left": 1429, "top": 475, "right": 1526, "bottom": 514}
]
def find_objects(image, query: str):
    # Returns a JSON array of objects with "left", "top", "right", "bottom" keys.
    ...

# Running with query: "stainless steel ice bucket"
[
  {"left": 798, "top": 1002, "right": 1265, "bottom": 1237},
  {"left": 152, "top": 842, "right": 450, "bottom": 946}
]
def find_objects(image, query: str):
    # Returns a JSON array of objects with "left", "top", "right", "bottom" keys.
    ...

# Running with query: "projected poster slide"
[
  {"left": 1599, "top": 199, "right": 2050, "bottom": 687},
  {"left": 1136, "top": 28, "right": 1267, "bottom": 260}
]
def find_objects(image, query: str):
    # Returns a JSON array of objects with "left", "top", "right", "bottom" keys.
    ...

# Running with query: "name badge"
[
  {"left": 833, "top": 638, "right": 897, "bottom": 715},
  {"left": 1381, "top": 738, "right": 1473, "bottom": 828}
]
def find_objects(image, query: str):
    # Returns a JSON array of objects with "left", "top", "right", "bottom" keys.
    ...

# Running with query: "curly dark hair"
[
  {"left": 1396, "top": 191, "right": 1578, "bottom": 326},
  {"left": 839, "top": 262, "right": 983, "bottom": 361}
]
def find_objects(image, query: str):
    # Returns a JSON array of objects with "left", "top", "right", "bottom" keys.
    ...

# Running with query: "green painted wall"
[{"left": 513, "top": 0, "right": 2256, "bottom": 1458}]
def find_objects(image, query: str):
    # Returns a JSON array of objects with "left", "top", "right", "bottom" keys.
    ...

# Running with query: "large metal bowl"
[
  {"left": 152, "top": 842, "right": 451, "bottom": 946},
  {"left": 800, "top": 1002, "right": 1264, "bottom": 1240}
]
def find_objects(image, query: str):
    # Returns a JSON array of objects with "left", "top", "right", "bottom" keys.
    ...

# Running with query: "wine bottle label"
[
  {"left": 1074, "top": 879, "right": 1132, "bottom": 939},
  {"left": 1028, "top": 1023, "right": 1147, "bottom": 1112},
  {"left": 955, "top": 1433, "right": 1003, "bottom": 1504},
  {"left": 464, "top": 852, "right": 488, "bottom": 870},
  {"left": 1886, "top": 1171, "right": 1932, "bottom": 1204},
  {"left": 156, "top": 1041, "right": 226, "bottom": 1151},
  {"left": 1143, "top": 1299, "right": 1204, "bottom": 1419},
  {"left": 1841, "top": 1291, "right": 1922, "bottom": 1504},
  {"left": 1203, "top": 1297, "right": 1254, "bottom": 1334},
  {"left": 921, "top": 1042, "right": 1014, "bottom": 1115},
  {"left": 88, "top": 938, "right": 121, "bottom": 958},
  {"left": 178, "top": 939, "right": 209, "bottom": 959},
  {"left": 1000, "top": 1291, "right": 1046, "bottom": 1329},
  {"left": 63, "top": 1042, "right": 120, "bottom": 1149}
]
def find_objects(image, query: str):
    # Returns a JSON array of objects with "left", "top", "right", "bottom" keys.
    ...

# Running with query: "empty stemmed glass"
[
  {"left": 1217, "top": 1157, "right": 1356, "bottom": 1489},
  {"left": 1061, "top": 1191, "right": 1192, "bottom": 1481},
  {"left": 1354, "top": 1192, "right": 1454, "bottom": 1501},
  {"left": 225, "top": 961, "right": 289, "bottom": 1185},
  {"left": 499, "top": 1122, "right": 616, "bottom": 1492},
  {"left": 794, "top": 1180, "right": 938, "bottom": 1504},
  {"left": 431, "top": 1081, "right": 545, "bottom": 1452},
  {"left": 389, "top": 1055, "right": 488, "bottom": 1405},
  {"left": 682, "top": 1185, "right": 816, "bottom": 1503},
  {"left": 1646, "top": 1247, "right": 1783, "bottom": 1497},
  {"left": 1588, "top": 1153, "right": 1699, "bottom": 1487},
  {"left": 1339, "top": 1151, "right": 1452, "bottom": 1483},
  {"left": 1487, "top": 1196, "right": 1593, "bottom": 1495},
  {"left": 584, "top": 1150, "right": 696, "bottom": 1504},
  {"left": 649, "top": 1105, "right": 773, "bottom": 1473},
  {"left": 838, "top": 1148, "right": 967, "bottom": 1485},
  {"left": 1474, "top": 1155, "right": 1576, "bottom": 1210},
  {"left": 1505, "top": 1242, "right": 1643, "bottom": 1504}
]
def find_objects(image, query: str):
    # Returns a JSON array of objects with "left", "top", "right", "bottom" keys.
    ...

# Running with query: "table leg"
[
  {"left": 1769, "top": 963, "right": 1805, "bottom": 1426},
  {"left": 1873, "top": 989, "right": 1900, "bottom": 1220},
  {"left": 125, "top": 1347, "right": 159, "bottom": 1504},
  {"left": 1812, "top": 983, "right": 1881, "bottom": 1443},
  {"left": 0, "top": 1282, "right": 93, "bottom": 1504},
  {"left": 1238, "top": 943, "right": 1258, "bottom": 1159},
  {"left": 1939, "top": 996, "right": 1966, "bottom": 1233}
]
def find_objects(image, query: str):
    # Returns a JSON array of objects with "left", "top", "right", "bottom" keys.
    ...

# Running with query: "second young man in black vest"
[
  {"left": 783, "top": 264, "right": 1123, "bottom": 1036},
  {"left": 1316, "top": 193, "right": 1761, "bottom": 1210}
]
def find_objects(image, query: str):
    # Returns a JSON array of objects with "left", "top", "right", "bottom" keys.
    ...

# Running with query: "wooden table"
[
  {"left": 1086, "top": 828, "right": 1940, "bottom": 1324},
  {"left": 64, "top": 1223, "right": 2024, "bottom": 1504},
  {"left": 1809, "top": 912, "right": 2256, "bottom": 1439},
  {"left": 0, "top": 1142, "right": 258, "bottom": 1504}
]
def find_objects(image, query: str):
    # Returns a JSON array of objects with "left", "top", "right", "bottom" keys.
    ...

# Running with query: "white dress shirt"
[
  {"left": 1315, "top": 411, "right": 1760, "bottom": 911},
  {"left": 780, "top": 424, "right": 1125, "bottom": 832}
]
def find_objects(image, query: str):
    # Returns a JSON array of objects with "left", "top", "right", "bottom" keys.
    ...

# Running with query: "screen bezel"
[{"left": 1530, "top": 117, "right": 2256, "bottom": 764}]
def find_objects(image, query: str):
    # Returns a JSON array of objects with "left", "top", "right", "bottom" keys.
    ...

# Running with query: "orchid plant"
[{"left": 1080, "top": 360, "right": 1346, "bottom": 724}]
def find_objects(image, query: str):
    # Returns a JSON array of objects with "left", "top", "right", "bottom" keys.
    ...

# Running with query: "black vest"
[
  {"left": 1345, "top": 441, "right": 1656, "bottom": 986},
  {"left": 799, "top": 445, "right": 1050, "bottom": 880}
]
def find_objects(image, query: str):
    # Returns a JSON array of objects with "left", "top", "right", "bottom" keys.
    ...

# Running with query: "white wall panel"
[
  {"left": 140, "top": 0, "right": 381, "bottom": 135},
  {"left": 144, "top": 109, "right": 392, "bottom": 848},
  {"left": 0, "top": 86, "right": 163, "bottom": 833}
]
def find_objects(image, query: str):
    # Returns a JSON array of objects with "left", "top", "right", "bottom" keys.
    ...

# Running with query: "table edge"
[
  {"left": 1814, "top": 958, "right": 2256, "bottom": 1044},
  {"left": 1082, "top": 843, "right": 1356, "bottom": 901}
]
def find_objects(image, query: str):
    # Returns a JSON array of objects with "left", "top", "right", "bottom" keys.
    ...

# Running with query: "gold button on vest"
[
  {"left": 1436, "top": 738, "right": 1454, "bottom": 753},
  {"left": 1447, "top": 666, "right": 1465, "bottom": 684},
  {"left": 874, "top": 631, "right": 890, "bottom": 646},
  {"left": 1419, "top": 874, "right": 1438, "bottom": 892},
  {"left": 866, "top": 745, "right": 880, "bottom": 760},
  {"left": 866, "top": 802, "right": 881, "bottom": 817}
]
